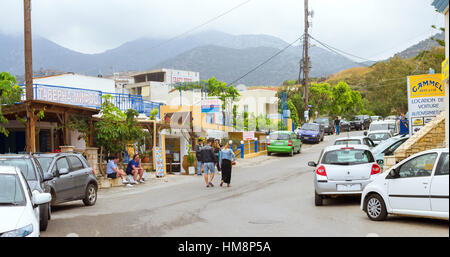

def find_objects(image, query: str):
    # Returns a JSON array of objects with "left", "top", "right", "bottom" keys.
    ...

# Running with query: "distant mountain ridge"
[{"left": 0, "top": 30, "right": 444, "bottom": 86}]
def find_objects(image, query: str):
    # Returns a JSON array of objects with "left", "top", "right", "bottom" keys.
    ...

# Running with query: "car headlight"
[{"left": 1, "top": 224, "right": 34, "bottom": 237}]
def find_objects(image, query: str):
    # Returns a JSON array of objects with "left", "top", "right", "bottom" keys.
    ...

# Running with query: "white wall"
[{"left": 34, "top": 74, "right": 116, "bottom": 93}]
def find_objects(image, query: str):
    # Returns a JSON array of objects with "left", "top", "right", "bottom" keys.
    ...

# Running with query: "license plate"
[
  {"left": 304, "top": 137, "right": 309, "bottom": 139},
  {"left": 276, "top": 142, "right": 284, "bottom": 145},
  {"left": 337, "top": 184, "right": 361, "bottom": 191}
]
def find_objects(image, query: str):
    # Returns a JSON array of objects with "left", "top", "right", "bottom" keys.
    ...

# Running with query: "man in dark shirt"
[
  {"left": 195, "top": 139, "right": 204, "bottom": 176},
  {"left": 334, "top": 117, "right": 341, "bottom": 135},
  {"left": 126, "top": 154, "right": 144, "bottom": 184},
  {"left": 201, "top": 138, "right": 216, "bottom": 187}
]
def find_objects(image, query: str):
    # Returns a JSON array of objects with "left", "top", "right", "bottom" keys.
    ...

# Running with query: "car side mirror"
[
  {"left": 363, "top": 131, "right": 368, "bottom": 136},
  {"left": 308, "top": 161, "right": 317, "bottom": 167},
  {"left": 376, "top": 159, "right": 384, "bottom": 165},
  {"left": 32, "top": 192, "right": 52, "bottom": 208},
  {"left": 43, "top": 172, "right": 53, "bottom": 182},
  {"left": 59, "top": 168, "right": 69, "bottom": 175}
]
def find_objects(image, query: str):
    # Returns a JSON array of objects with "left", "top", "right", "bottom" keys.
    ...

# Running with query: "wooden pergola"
[{"left": 2, "top": 100, "right": 99, "bottom": 153}]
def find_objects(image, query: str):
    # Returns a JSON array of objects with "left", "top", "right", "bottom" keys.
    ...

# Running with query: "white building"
[
  {"left": 125, "top": 68, "right": 200, "bottom": 103},
  {"left": 33, "top": 73, "right": 117, "bottom": 93}
]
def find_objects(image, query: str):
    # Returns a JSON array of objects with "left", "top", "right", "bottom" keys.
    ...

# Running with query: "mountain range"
[{"left": 0, "top": 30, "right": 444, "bottom": 86}]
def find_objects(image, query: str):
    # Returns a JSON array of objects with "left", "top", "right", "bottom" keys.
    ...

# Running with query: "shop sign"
[
  {"left": 243, "top": 131, "right": 255, "bottom": 141},
  {"left": 35, "top": 84, "right": 101, "bottom": 108},
  {"left": 201, "top": 99, "right": 221, "bottom": 113},
  {"left": 407, "top": 74, "right": 446, "bottom": 135},
  {"left": 153, "top": 147, "right": 165, "bottom": 177}
]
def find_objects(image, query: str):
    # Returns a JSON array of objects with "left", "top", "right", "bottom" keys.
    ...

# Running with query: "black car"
[
  {"left": 0, "top": 154, "right": 54, "bottom": 231},
  {"left": 34, "top": 152, "right": 98, "bottom": 207},
  {"left": 313, "top": 117, "right": 335, "bottom": 135},
  {"left": 350, "top": 115, "right": 371, "bottom": 130}
]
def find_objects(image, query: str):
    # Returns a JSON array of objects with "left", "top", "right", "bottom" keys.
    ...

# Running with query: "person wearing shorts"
[
  {"left": 106, "top": 156, "right": 130, "bottom": 186},
  {"left": 126, "top": 154, "right": 144, "bottom": 184},
  {"left": 200, "top": 139, "right": 216, "bottom": 188}
]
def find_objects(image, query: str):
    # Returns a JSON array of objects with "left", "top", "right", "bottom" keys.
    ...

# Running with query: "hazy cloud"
[{"left": 0, "top": 0, "right": 445, "bottom": 60}]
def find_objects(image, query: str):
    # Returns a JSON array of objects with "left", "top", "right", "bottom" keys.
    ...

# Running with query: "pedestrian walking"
[
  {"left": 195, "top": 139, "right": 204, "bottom": 176},
  {"left": 398, "top": 112, "right": 409, "bottom": 135},
  {"left": 334, "top": 116, "right": 340, "bottom": 135},
  {"left": 201, "top": 138, "right": 216, "bottom": 188},
  {"left": 213, "top": 140, "right": 222, "bottom": 174},
  {"left": 220, "top": 142, "right": 236, "bottom": 188}
]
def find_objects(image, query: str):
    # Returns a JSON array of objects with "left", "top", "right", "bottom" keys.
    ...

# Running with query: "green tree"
[{"left": 0, "top": 72, "right": 23, "bottom": 136}]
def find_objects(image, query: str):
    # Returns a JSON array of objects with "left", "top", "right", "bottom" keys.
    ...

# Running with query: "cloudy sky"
[{"left": 0, "top": 0, "right": 445, "bottom": 60}]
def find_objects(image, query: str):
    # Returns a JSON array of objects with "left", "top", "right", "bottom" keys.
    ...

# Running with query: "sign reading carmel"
[{"left": 407, "top": 74, "right": 446, "bottom": 135}]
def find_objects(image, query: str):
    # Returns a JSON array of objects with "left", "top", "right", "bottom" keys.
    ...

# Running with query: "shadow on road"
[{"left": 51, "top": 202, "right": 87, "bottom": 212}]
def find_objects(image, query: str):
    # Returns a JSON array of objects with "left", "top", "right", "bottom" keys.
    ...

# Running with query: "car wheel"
[
  {"left": 82, "top": 183, "right": 97, "bottom": 206},
  {"left": 315, "top": 191, "right": 323, "bottom": 206},
  {"left": 39, "top": 203, "right": 49, "bottom": 231},
  {"left": 365, "top": 194, "right": 388, "bottom": 221}
]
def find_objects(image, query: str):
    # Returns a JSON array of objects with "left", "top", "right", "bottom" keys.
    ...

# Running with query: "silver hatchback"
[{"left": 308, "top": 145, "right": 383, "bottom": 206}]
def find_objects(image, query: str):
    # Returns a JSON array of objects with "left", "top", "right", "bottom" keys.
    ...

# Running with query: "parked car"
[
  {"left": 370, "top": 116, "right": 382, "bottom": 122},
  {"left": 371, "top": 134, "right": 410, "bottom": 171},
  {"left": 297, "top": 123, "right": 324, "bottom": 144},
  {"left": 308, "top": 145, "right": 382, "bottom": 206},
  {"left": 313, "top": 117, "right": 334, "bottom": 135},
  {"left": 0, "top": 154, "right": 53, "bottom": 231},
  {"left": 367, "top": 130, "right": 393, "bottom": 146},
  {"left": 339, "top": 118, "right": 351, "bottom": 132},
  {"left": 267, "top": 131, "right": 302, "bottom": 156},
  {"left": 384, "top": 115, "right": 398, "bottom": 121},
  {"left": 334, "top": 136, "right": 376, "bottom": 149},
  {"left": 361, "top": 148, "right": 449, "bottom": 221},
  {"left": 366, "top": 120, "right": 397, "bottom": 135},
  {"left": 0, "top": 166, "right": 52, "bottom": 237},
  {"left": 350, "top": 115, "right": 371, "bottom": 130},
  {"left": 33, "top": 152, "right": 98, "bottom": 207}
]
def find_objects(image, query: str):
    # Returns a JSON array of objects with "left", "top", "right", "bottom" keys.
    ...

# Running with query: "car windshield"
[
  {"left": 0, "top": 174, "right": 26, "bottom": 206},
  {"left": 351, "top": 116, "right": 362, "bottom": 121},
  {"left": 270, "top": 133, "right": 290, "bottom": 140},
  {"left": 368, "top": 133, "right": 391, "bottom": 141},
  {"left": 301, "top": 124, "right": 319, "bottom": 131},
  {"left": 371, "top": 138, "right": 399, "bottom": 155},
  {"left": 334, "top": 139, "right": 361, "bottom": 145},
  {"left": 370, "top": 123, "right": 390, "bottom": 131},
  {"left": 322, "top": 149, "right": 374, "bottom": 165},
  {"left": 36, "top": 157, "right": 53, "bottom": 172},
  {"left": 0, "top": 159, "right": 36, "bottom": 180}
]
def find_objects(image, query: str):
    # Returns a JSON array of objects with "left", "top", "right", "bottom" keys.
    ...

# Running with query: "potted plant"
[{"left": 186, "top": 153, "right": 196, "bottom": 175}]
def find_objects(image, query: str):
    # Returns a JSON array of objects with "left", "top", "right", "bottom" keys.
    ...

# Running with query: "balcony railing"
[{"left": 20, "top": 84, "right": 162, "bottom": 116}]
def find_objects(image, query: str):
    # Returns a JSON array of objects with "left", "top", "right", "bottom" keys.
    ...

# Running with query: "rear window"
[
  {"left": 368, "top": 133, "right": 390, "bottom": 141},
  {"left": 314, "top": 118, "right": 328, "bottom": 124},
  {"left": 0, "top": 159, "right": 36, "bottom": 180},
  {"left": 270, "top": 133, "right": 291, "bottom": 140},
  {"left": 335, "top": 139, "right": 361, "bottom": 145},
  {"left": 301, "top": 124, "right": 319, "bottom": 131},
  {"left": 322, "top": 149, "right": 374, "bottom": 165},
  {"left": 68, "top": 156, "right": 84, "bottom": 170},
  {"left": 370, "top": 124, "right": 389, "bottom": 131}
]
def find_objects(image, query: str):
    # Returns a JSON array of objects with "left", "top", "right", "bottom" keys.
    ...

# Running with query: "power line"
[
  {"left": 141, "top": 0, "right": 252, "bottom": 54},
  {"left": 229, "top": 35, "right": 304, "bottom": 86}
]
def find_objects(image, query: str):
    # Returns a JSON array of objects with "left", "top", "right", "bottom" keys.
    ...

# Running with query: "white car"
[
  {"left": 361, "top": 148, "right": 449, "bottom": 221},
  {"left": 0, "top": 166, "right": 51, "bottom": 237},
  {"left": 334, "top": 136, "right": 376, "bottom": 149},
  {"left": 367, "top": 130, "right": 393, "bottom": 146},
  {"left": 367, "top": 120, "right": 397, "bottom": 135},
  {"left": 308, "top": 145, "right": 383, "bottom": 206}
]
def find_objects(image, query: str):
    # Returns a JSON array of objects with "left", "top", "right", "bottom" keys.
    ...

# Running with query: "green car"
[{"left": 267, "top": 131, "right": 302, "bottom": 156}]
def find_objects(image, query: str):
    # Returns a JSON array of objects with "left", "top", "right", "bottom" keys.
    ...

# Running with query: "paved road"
[{"left": 41, "top": 131, "right": 449, "bottom": 237}]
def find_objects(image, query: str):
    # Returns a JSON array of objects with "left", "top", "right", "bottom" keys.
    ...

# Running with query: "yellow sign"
[
  {"left": 408, "top": 74, "right": 444, "bottom": 98},
  {"left": 442, "top": 57, "right": 449, "bottom": 82}
]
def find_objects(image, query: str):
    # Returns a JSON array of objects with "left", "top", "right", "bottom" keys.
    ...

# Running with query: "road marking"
[
  {"left": 66, "top": 233, "right": 79, "bottom": 237},
  {"left": 366, "top": 233, "right": 380, "bottom": 237}
]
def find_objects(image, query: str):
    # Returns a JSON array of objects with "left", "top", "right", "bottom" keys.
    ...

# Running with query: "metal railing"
[{"left": 19, "top": 84, "right": 163, "bottom": 116}]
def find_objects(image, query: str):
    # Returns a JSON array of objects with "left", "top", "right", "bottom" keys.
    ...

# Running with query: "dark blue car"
[{"left": 296, "top": 123, "right": 325, "bottom": 144}]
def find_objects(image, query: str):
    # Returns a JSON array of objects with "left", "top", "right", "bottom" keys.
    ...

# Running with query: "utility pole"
[
  {"left": 24, "top": 0, "right": 33, "bottom": 101},
  {"left": 303, "top": 0, "right": 310, "bottom": 116}
]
